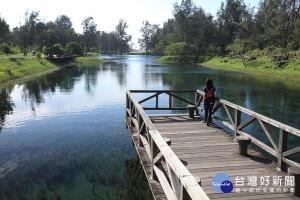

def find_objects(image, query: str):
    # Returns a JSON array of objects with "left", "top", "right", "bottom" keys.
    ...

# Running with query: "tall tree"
[
  {"left": 55, "top": 15, "right": 76, "bottom": 46},
  {"left": 0, "top": 16, "right": 9, "bottom": 43},
  {"left": 115, "top": 19, "right": 131, "bottom": 54},
  {"left": 81, "top": 17, "right": 98, "bottom": 52},
  {"left": 217, "top": 0, "right": 246, "bottom": 53},
  {"left": 138, "top": 21, "right": 160, "bottom": 54},
  {"left": 173, "top": 0, "right": 197, "bottom": 43}
]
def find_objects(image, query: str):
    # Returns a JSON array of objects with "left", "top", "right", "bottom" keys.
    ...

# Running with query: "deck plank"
[{"left": 148, "top": 114, "right": 299, "bottom": 200}]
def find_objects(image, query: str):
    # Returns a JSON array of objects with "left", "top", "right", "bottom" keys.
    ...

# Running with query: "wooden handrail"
[
  {"left": 126, "top": 89, "right": 300, "bottom": 199},
  {"left": 196, "top": 90, "right": 300, "bottom": 137},
  {"left": 195, "top": 89, "right": 300, "bottom": 170},
  {"left": 126, "top": 90, "right": 209, "bottom": 200}
]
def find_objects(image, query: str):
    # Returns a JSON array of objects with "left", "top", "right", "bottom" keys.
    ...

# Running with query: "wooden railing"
[
  {"left": 126, "top": 89, "right": 300, "bottom": 200},
  {"left": 126, "top": 90, "right": 209, "bottom": 200},
  {"left": 194, "top": 89, "right": 300, "bottom": 171}
]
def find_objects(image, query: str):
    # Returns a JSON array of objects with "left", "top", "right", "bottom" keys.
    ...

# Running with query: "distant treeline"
[
  {"left": 0, "top": 12, "right": 132, "bottom": 56},
  {"left": 138, "top": 0, "right": 300, "bottom": 59},
  {"left": 0, "top": 0, "right": 299, "bottom": 58}
]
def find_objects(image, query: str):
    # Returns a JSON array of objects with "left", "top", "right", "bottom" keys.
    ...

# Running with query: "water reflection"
[
  {"left": 0, "top": 88, "right": 15, "bottom": 131},
  {"left": 0, "top": 55, "right": 299, "bottom": 199}
]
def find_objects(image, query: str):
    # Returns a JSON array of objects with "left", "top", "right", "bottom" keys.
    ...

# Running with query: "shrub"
[
  {"left": 66, "top": 42, "right": 84, "bottom": 56},
  {"left": 164, "top": 42, "right": 193, "bottom": 62},
  {"left": 36, "top": 53, "right": 41, "bottom": 60},
  {"left": 90, "top": 47, "right": 97, "bottom": 53},
  {"left": 274, "top": 48, "right": 287, "bottom": 56},
  {"left": 0, "top": 43, "right": 10, "bottom": 55},
  {"left": 43, "top": 43, "right": 65, "bottom": 58},
  {"left": 263, "top": 46, "right": 276, "bottom": 56}
]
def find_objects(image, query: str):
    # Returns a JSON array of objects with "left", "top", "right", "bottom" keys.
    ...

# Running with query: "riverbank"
[
  {"left": 75, "top": 57, "right": 104, "bottom": 67},
  {"left": 155, "top": 55, "right": 300, "bottom": 81},
  {"left": 201, "top": 56, "right": 300, "bottom": 81},
  {"left": 0, "top": 57, "right": 104, "bottom": 85}
]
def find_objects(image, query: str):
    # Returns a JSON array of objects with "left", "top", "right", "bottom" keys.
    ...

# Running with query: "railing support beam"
[{"left": 278, "top": 129, "right": 288, "bottom": 171}]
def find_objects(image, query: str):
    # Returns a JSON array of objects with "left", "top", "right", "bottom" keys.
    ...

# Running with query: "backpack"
[{"left": 204, "top": 87, "right": 215, "bottom": 104}]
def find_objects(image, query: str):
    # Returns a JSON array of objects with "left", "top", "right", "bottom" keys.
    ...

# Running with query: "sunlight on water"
[{"left": 0, "top": 55, "right": 299, "bottom": 199}]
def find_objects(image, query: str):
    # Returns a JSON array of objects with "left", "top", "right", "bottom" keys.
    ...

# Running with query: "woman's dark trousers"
[{"left": 204, "top": 103, "right": 214, "bottom": 125}]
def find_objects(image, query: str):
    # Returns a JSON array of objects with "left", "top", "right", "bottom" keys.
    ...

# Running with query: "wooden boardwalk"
[
  {"left": 149, "top": 114, "right": 298, "bottom": 200},
  {"left": 125, "top": 90, "right": 300, "bottom": 200}
]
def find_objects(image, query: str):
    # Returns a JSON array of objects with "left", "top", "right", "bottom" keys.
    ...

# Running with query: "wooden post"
[
  {"left": 155, "top": 94, "right": 159, "bottom": 109},
  {"left": 278, "top": 129, "right": 288, "bottom": 171},
  {"left": 169, "top": 95, "right": 172, "bottom": 109},
  {"left": 137, "top": 113, "right": 141, "bottom": 146},
  {"left": 187, "top": 105, "right": 196, "bottom": 118},
  {"left": 195, "top": 92, "right": 200, "bottom": 115},
  {"left": 234, "top": 109, "right": 241, "bottom": 139},
  {"left": 129, "top": 101, "right": 134, "bottom": 127},
  {"left": 180, "top": 183, "right": 191, "bottom": 200},
  {"left": 126, "top": 95, "right": 129, "bottom": 117},
  {"left": 151, "top": 137, "right": 159, "bottom": 180},
  {"left": 236, "top": 136, "right": 251, "bottom": 156},
  {"left": 288, "top": 167, "right": 300, "bottom": 197}
]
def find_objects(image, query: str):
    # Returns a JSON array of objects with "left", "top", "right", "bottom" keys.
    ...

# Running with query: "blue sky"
[{"left": 0, "top": 0, "right": 261, "bottom": 48}]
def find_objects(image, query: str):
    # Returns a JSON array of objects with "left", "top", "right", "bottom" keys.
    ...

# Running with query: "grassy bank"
[
  {"left": 0, "top": 57, "right": 71, "bottom": 83},
  {"left": 75, "top": 57, "right": 104, "bottom": 67},
  {"left": 155, "top": 55, "right": 212, "bottom": 64},
  {"left": 201, "top": 56, "right": 300, "bottom": 80},
  {"left": 0, "top": 57, "right": 104, "bottom": 84},
  {"left": 155, "top": 55, "right": 300, "bottom": 81}
]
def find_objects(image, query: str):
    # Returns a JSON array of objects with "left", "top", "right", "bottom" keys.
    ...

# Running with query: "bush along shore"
[{"left": 0, "top": 56, "right": 104, "bottom": 84}]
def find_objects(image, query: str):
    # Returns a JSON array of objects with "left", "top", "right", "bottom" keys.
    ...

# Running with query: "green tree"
[
  {"left": 66, "top": 42, "right": 83, "bottom": 56},
  {"left": 173, "top": 0, "right": 197, "bottom": 43},
  {"left": 55, "top": 15, "right": 76, "bottom": 46},
  {"left": 115, "top": 19, "right": 131, "bottom": 55},
  {"left": 164, "top": 42, "right": 193, "bottom": 61},
  {"left": 216, "top": 0, "right": 246, "bottom": 53},
  {"left": 82, "top": 17, "right": 98, "bottom": 53},
  {"left": 0, "top": 43, "right": 10, "bottom": 55},
  {"left": 0, "top": 16, "right": 10, "bottom": 43},
  {"left": 43, "top": 43, "right": 65, "bottom": 58},
  {"left": 138, "top": 21, "right": 160, "bottom": 54}
]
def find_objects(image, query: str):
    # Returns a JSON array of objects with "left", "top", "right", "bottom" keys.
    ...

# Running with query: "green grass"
[
  {"left": 75, "top": 57, "right": 104, "bottom": 67},
  {"left": 201, "top": 56, "right": 300, "bottom": 81},
  {"left": 86, "top": 52, "right": 102, "bottom": 57},
  {"left": 0, "top": 53, "right": 24, "bottom": 57},
  {"left": 155, "top": 55, "right": 212, "bottom": 63},
  {"left": 0, "top": 57, "right": 71, "bottom": 83}
]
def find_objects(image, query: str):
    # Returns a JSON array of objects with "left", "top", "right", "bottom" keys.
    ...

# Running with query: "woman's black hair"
[{"left": 205, "top": 79, "right": 214, "bottom": 89}]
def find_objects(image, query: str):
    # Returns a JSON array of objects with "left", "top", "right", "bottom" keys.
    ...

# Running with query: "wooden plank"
[
  {"left": 212, "top": 102, "right": 223, "bottom": 114},
  {"left": 166, "top": 162, "right": 181, "bottom": 200},
  {"left": 139, "top": 92, "right": 161, "bottom": 104},
  {"left": 130, "top": 90, "right": 196, "bottom": 93},
  {"left": 282, "top": 146, "right": 300, "bottom": 157},
  {"left": 223, "top": 104, "right": 235, "bottom": 125},
  {"left": 149, "top": 129, "right": 210, "bottom": 200},
  {"left": 234, "top": 109, "right": 241, "bottom": 138},
  {"left": 258, "top": 119, "right": 279, "bottom": 152},
  {"left": 282, "top": 157, "right": 300, "bottom": 168},
  {"left": 127, "top": 91, "right": 300, "bottom": 199},
  {"left": 153, "top": 165, "right": 176, "bottom": 200},
  {"left": 125, "top": 116, "right": 168, "bottom": 200},
  {"left": 279, "top": 129, "right": 288, "bottom": 171},
  {"left": 140, "top": 134, "right": 151, "bottom": 159},
  {"left": 237, "top": 130, "right": 278, "bottom": 157},
  {"left": 238, "top": 117, "right": 256, "bottom": 130},
  {"left": 145, "top": 108, "right": 188, "bottom": 110},
  {"left": 166, "top": 92, "right": 195, "bottom": 106}
]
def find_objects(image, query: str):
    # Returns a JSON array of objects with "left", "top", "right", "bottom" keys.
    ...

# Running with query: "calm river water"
[{"left": 0, "top": 55, "right": 299, "bottom": 199}]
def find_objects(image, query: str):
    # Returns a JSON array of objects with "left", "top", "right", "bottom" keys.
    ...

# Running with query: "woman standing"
[{"left": 203, "top": 79, "right": 216, "bottom": 126}]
